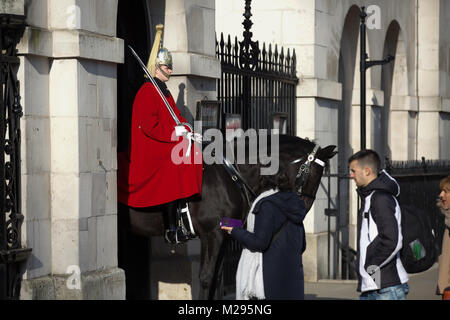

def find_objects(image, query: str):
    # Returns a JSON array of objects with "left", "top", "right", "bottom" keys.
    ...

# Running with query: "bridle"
[
  {"left": 221, "top": 141, "right": 326, "bottom": 205},
  {"left": 290, "top": 143, "right": 326, "bottom": 200}
]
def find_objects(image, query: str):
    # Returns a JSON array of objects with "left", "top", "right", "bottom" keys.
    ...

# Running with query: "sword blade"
[{"left": 128, "top": 45, "right": 153, "bottom": 80}]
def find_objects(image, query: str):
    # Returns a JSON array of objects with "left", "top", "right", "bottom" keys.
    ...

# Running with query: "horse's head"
[
  {"left": 295, "top": 145, "right": 337, "bottom": 212},
  {"left": 290, "top": 143, "right": 337, "bottom": 213},
  {"left": 277, "top": 135, "right": 337, "bottom": 213},
  {"left": 230, "top": 134, "right": 336, "bottom": 213}
]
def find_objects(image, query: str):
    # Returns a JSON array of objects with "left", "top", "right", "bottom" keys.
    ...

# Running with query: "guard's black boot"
[{"left": 163, "top": 202, "right": 177, "bottom": 244}]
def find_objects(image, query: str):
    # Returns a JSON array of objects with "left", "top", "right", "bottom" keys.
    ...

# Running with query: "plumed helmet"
[{"left": 155, "top": 48, "right": 173, "bottom": 70}]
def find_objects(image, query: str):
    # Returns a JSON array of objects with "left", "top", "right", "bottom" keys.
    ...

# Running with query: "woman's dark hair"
[{"left": 256, "top": 159, "right": 295, "bottom": 193}]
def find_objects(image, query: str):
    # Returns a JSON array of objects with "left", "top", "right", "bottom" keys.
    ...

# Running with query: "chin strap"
[{"left": 156, "top": 64, "right": 171, "bottom": 79}]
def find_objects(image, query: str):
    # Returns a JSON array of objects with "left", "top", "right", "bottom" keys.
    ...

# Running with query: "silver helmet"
[{"left": 155, "top": 48, "right": 173, "bottom": 70}]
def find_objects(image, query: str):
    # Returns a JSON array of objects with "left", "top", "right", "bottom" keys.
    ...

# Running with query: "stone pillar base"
[
  {"left": 20, "top": 267, "right": 125, "bottom": 300},
  {"left": 150, "top": 237, "right": 201, "bottom": 300}
]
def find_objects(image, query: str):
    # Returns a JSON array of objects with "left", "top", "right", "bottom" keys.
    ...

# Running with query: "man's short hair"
[{"left": 348, "top": 149, "right": 381, "bottom": 174}]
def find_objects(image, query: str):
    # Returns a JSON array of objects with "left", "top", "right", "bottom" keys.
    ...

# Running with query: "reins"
[{"left": 222, "top": 141, "right": 327, "bottom": 226}]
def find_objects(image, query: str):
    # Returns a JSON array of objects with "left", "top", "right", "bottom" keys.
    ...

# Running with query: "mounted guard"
[{"left": 117, "top": 24, "right": 203, "bottom": 244}]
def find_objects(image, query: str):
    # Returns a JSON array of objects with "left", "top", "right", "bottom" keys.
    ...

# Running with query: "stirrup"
[
  {"left": 164, "top": 228, "right": 189, "bottom": 244},
  {"left": 164, "top": 229, "right": 176, "bottom": 244}
]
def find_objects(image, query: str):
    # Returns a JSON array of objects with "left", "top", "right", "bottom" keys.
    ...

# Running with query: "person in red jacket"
[{"left": 117, "top": 48, "right": 203, "bottom": 244}]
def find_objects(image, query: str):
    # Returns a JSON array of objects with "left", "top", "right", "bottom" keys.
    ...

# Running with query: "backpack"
[{"left": 399, "top": 204, "right": 440, "bottom": 274}]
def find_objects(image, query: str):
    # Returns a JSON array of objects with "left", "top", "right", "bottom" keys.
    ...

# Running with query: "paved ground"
[{"left": 304, "top": 263, "right": 442, "bottom": 300}]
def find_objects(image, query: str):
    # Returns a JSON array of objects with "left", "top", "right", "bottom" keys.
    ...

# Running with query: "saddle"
[{"left": 166, "top": 141, "right": 256, "bottom": 244}]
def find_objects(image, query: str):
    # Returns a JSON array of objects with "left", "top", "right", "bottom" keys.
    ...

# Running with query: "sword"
[{"left": 128, "top": 45, "right": 193, "bottom": 132}]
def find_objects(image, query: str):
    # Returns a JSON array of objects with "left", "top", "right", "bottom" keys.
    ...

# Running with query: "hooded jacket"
[
  {"left": 231, "top": 191, "right": 306, "bottom": 299},
  {"left": 356, "top": 170, "right": 409, "bottom": 292}
]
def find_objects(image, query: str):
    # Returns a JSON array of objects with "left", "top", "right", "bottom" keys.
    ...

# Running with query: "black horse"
[{"left": 118, "top": 134, "right": 336, "bottom": 299}]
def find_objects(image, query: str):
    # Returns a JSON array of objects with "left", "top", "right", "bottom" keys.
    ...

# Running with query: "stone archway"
[
  {"left": 381, "top": 20, "right": 413, "bottom": 161},
  {"left": 336, "top": 5, "right": 361, "bottom": 279}
]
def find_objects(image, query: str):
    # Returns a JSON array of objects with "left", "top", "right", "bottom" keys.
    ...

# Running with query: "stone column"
[
  {"left": 389, "top": 95, "right": 419, "bottom": 160},
  {"left": 164, "top": 0, "right": 221, "bottom": 122},
  {"left": 18, "top": 0, "right": 125, "bottom": 299},
  {"left": 416, "top": 0, "right": 449, "bottom": 159}
]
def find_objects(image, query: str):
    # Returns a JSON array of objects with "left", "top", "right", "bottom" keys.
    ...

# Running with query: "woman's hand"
[{"left": 221, "top": 226, "right": 233, "bottom": 234}]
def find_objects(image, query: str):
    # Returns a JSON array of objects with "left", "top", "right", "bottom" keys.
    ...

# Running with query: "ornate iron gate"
[
  {"left": 0, "top": 14, "right": 31, "bottom": 300},
  {"left": 216, "top": 1, "right": 298, "bottom": 135},
  {"left": 216, "top": 0, "right": 299, "bottom": 298}
]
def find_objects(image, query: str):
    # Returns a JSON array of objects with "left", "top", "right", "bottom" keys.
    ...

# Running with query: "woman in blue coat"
[{"left": 221, "top": 166, "right": 307, "bottom": 300}]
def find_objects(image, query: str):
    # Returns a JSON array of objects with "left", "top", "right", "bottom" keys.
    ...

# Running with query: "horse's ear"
[{"left": 320, "top": 145, "right": 337, "bottom": 160}]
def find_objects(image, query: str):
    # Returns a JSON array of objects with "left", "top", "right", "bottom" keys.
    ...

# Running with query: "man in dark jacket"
[{"left": 348, "top": 150, "right": 409, "bottom": 300}]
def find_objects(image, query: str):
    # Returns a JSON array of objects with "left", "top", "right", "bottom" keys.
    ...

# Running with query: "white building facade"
[{"left": 0, "top": 0, "right": 447, "bottom": 299}]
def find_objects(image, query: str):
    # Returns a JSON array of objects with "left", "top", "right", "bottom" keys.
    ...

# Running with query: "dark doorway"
[
  {"left": 117, "top": 0, "right": 150, "bottom": 153},
  {"left": 116, "top": 0, "right": 151, "bottom": 300}
]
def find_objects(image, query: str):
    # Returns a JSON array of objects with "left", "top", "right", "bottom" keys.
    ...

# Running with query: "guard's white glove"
[
  {"left": 185, "top": 132, "right": 203, "bottom": 157},
  {"left": 189, "top": 132, "right": 203, "bottom": 144},
  {"left": 175, "top": 125, "right": 188, "bottom": 137}
]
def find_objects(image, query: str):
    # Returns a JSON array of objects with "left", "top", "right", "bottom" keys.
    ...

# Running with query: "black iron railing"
[
  {"left": 217, "top": 0, "right": 299, "bottom": 298},
  {"left": 0, "top": 13, "right": 31, "bottom": 300}
]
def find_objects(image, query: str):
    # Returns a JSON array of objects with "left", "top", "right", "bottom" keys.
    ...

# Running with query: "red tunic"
[{"left": 117, "top": 82, "right": 203, "bottom": 208}]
